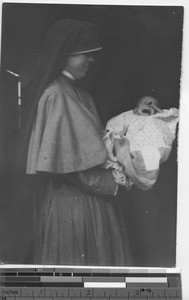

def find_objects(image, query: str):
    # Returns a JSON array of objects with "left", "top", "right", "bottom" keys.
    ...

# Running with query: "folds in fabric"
[{"left": 27, "top": 77, "right": 108, "bottom": 174}]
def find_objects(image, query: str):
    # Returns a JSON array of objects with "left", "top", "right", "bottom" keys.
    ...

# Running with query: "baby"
[{"left": 103, "top": 96, "right": 179, "bottom": 190}]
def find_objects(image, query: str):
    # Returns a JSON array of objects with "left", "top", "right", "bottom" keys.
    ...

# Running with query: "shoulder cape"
[{"left": 27, "top": 77, "right": 108, "bottom": 174}]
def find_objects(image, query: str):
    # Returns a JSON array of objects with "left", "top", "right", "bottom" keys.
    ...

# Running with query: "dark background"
[{"left": 0, "top": 3, "right": 183, "bottom": 266}]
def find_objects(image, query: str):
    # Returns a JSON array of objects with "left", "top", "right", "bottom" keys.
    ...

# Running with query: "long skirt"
[{"left": 33, "top": 178, "right": 133, "bottom": 266}]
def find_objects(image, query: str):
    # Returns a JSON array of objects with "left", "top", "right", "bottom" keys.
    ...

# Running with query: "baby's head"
[{"left": 133, "top": 96, "right": 161, "bottom": 116}]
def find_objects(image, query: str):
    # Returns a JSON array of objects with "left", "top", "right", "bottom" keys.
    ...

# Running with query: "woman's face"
[{"left": 65, "top": 53, "right": 94, "bottom": 80}]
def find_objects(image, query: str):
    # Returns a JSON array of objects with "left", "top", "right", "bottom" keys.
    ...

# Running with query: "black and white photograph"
[{"left": 0, "top": 2, "right": 183, "bottom": 267}]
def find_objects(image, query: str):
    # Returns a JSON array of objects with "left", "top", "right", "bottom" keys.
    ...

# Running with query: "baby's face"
[{"left": 134, "top": 97, "right": 159, "bottom": 116}]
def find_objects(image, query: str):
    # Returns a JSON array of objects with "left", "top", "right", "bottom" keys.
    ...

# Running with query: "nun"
[{"left": 21, "top": 19, "right": 132, "bottom": 266}]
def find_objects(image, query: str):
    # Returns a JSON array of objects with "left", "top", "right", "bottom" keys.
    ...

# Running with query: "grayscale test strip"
[{"left": 0, "top": 267, "right": 182, "bottom": 300}]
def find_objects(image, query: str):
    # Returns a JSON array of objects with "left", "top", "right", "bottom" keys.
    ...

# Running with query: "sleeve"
[
  {"left": 106, "top": 115, "right": 126, "bottom": 135},
  {"left": 106, "top": 111, "right": 132, "bottom": 135},
  {"left": 64, "top": 166, "right": 118, "bottom": 196}
]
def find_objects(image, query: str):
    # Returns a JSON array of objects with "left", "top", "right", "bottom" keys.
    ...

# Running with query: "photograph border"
[{"left": 0, "top": 0, "right": 188, "bottom": 298}]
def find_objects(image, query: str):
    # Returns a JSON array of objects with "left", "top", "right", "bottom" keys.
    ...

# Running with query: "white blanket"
[{"left": 104, "top": 108, "right": 179, "bottom": 190}]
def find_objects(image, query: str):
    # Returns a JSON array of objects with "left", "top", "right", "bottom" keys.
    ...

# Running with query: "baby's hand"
[
  {"left": 114, "top": 136, "right": 130, "bottom": 164},
  {"left": 102, "top": 129, "right": 109, "bottom": 139},
  {"left": 114, "top": 136, "right": 129, "bottom": 151},
  {"left": 150, "top": 103, "right": 163, "bottom": 114}
]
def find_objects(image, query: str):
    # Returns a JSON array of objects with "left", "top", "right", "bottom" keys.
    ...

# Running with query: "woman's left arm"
[{"left": 64, "top": 167, "right": 118, "bottom": 196}]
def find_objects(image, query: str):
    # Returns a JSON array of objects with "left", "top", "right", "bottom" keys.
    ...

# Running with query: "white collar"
[{"left": 62, "top": 70, "right": 75, "bottom": 80}]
